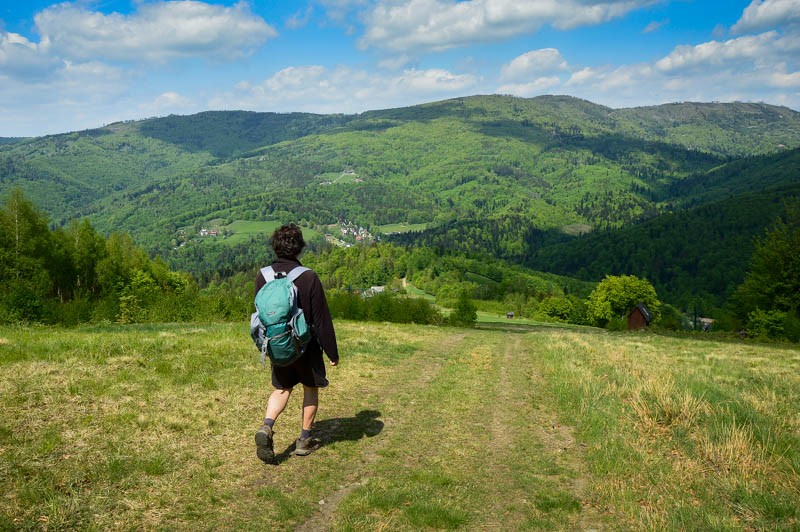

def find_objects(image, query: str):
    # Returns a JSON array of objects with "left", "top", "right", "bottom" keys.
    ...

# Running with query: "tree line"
[
  {"left": 0, "top": 190, "right": 248, "bottom": 325},
  {"left": 3, "top": 189, "right": 797, "bottom": 341}
]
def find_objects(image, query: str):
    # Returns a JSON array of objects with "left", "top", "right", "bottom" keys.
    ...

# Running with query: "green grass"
[
  {"left": 376, "top": 222, "right": 429, "bottom": 234},
  {"left": 402, "top": 282, "right": 436, "bottom": 302},
  {"left": 198, "top": 220, "right": 322, "bottom": 245},
  {"left": 1, "top": 322, "right": 798, "bottom": 530}
]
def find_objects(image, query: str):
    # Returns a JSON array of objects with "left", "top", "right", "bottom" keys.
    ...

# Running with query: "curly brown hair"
[{"left": 270, "top": 223, "right": 306, "bottom": 259}]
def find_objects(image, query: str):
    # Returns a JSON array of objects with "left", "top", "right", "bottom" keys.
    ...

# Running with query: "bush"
[
  {"left": 536, "top": 296, "right": 573, "bottom": 322},
  {"left": 606, "top": 316, "right": 628, "bottom": 331},
  {"left": 656, "top": 304, "right": 686, "bottom": 331},
  {"left": 328, "top": 291, "right": 442, "bottom": 325},
  {"left": 783, "top": 312, "right": 800, "bottom": 342},
  {"left": 747, "top": 309, "right": 786, "bottom": 340},
  {"left": 449, "top": 291, "right": 477, "bottom": 328}
]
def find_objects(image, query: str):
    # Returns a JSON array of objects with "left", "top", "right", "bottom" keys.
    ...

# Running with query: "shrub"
[
  {"left": 449, "top": 291, "right": 477, "bottom": 328},
  {"left": 536, "top": 296, "right": 573, "bottom": 322},
  {"left": 747, "top": 309, "right": 786, "bottom": 340},
  {"left": 656, "top": 304, "right": 686, "bottom": 331}
]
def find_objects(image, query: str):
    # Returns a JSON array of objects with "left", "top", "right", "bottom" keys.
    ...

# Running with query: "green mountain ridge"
[{"left": 1, "top": 94, "right": 799, "bottom": 309}]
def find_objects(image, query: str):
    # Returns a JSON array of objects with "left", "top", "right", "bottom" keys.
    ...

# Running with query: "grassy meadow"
[
  {"left": 1, "top": 321, "right": 799, "bottom": 530},
  {"left": 219, "top": 221, "right": 322, "bottom": 245}
]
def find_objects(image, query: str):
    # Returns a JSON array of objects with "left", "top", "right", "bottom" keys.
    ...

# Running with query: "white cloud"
[
  {"left": 556, "top": 30, "right": 800, "bottom": 109},
  {"left": 213, "top": 64, "right": 478, "bottom": 113},
  {"left": 378, "top": 54, "right": 413, "bottom": 70},
  {"left": 732, "top": 0, "right": 800, "bottom": 34},
  {"left": 0, "top": 56, "right": 132, "bottom": 136},
  {"left": 287, "top": 6, "right": 315, "bottom": 30},
  {"left": 318, "top": 0, "right": 370, "bottom": 20},
  {"left": 144, "top": 92, "right": 195, "bottom": 113},
  {"left": 0, "top": 1, "right": 281, "bottom": 135},
  {"left": 642, "top": 19, "right": 668, "bottom": 34},
  {"left": 359, "top": 0, "right": 659, "bottom": 53},
  {"left": 34, "top": 1, "right": 277, "bottom": 63},
  {"left": 0, "top": 31, "right": 61, "bottom": 80},
  {"left": 497, "top": 76, "right": 562, "bottom": 97},
  {"left": 655, "top": 33, "right": 777, "bottom": 72},
  {"left": 565, "top": 66, "right": 601, "bottom": 86},
  {"left": 500, "top": 48, "right": 568, "bottom": 82},
  {"left": 770, "top": 70, "right": 800, "bottom": 87},
  {"left": 396, "top": 68, "right": 477, "bottom": 91}
]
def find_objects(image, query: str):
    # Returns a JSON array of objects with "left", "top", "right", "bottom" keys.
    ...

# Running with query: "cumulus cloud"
[
  {"left": 559, "top": 28, "right": 800, "bottom": 109},
  {"left": 655, "top": 33, "right": 778, "bottom": 72},
  {"left": 0, "top": 31, "right": 60, "bottom": 80},
  {"left": 34, "top": 1, "right": 277, "bottom": 63},
  {"left": 213, "top": 64, "right": 477, "bottom": 113},
  {"left": 771, "top": 70, "right": 800, "bottom": 86},
  {"left": 0, "top": 1, "right": 278, "bottom": 136},
  {"left": 732, "top": 0, "right": 800, "bottom": 34},
  {"left": 497, "top": 76, "right": 562, "bottom": 97},
  {"left": 0, "top": 55, "right": 132, "bottom": 136},
  {"left": 147, "top": 91, "right": 195, "bottom": 111},
  {"left": 500, "top": 48, "right": 568, "bottom": 82},
  {"left": 359, "top": 0, "right": 658, "bottom": 53}
]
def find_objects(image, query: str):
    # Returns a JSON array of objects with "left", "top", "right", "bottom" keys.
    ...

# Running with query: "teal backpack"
[{"left": 249, "top": 265, "right": 312, "bottom": 367}]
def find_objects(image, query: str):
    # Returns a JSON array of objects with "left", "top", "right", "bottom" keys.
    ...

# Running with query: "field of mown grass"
[
  {"left": 375, "top": 223, "right": 429, "bottom": 234},
  {"left": 1, "top": 322, "right": 799, "bottom": 530},
  {"left": 219, "top": 221, "right": 322, "bottom": 245}
]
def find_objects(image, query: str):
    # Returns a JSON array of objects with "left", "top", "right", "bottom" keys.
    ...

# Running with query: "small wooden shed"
[{"left": 628, "top": 303, "right": 653, "bottom": 330}]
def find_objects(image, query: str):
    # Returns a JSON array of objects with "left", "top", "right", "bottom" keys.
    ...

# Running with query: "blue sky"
[{"left": 1, "top": 0, "right": 798, "bottom": 137}]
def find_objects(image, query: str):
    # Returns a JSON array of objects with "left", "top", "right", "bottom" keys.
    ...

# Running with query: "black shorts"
[{"left": 271, "top": 348, "right": 329, "bottom": 389}]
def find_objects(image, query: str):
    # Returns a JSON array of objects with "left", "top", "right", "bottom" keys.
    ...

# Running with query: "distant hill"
[{"left": 1, "top": 94, "right": 799, "bottom": 307}]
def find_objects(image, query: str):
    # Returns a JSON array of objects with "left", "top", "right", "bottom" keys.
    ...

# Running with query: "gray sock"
[
  {"left": 264, "top": 418, "right": 275, "bottom": 429},
  {"left": 300, "top": 428, "right": 311, "bottom": 440}
]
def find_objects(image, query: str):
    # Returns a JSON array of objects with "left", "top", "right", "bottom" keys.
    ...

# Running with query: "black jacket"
[{"left": 255, "top": 258, "right": 339, "bottom": 363}]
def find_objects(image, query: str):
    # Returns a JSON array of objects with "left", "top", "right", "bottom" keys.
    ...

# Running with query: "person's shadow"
[{"left": 272, "top": 409, "right": 384, "bottom": 464}]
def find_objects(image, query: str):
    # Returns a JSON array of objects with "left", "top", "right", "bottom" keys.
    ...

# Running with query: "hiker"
[{"left": 254, "top": 224, "right": 339, "bottom": 463}]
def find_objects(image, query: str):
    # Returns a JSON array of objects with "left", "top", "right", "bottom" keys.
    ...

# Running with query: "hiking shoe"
[
  {"left": 255, "top": 424, "right": 274, "bottom": 463},
  {"left": 295, "top": 436, "right": 321, "bottom": 456}
]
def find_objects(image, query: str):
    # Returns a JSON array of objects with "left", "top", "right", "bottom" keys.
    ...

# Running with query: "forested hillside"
[
  {"left": 391, "top": 148, "right": 800, "bottom": 309},
  {"left": 1, "top": 95, "right": 799, "bottom": 313}
]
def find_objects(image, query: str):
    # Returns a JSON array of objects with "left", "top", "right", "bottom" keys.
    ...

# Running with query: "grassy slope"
[{"left": 2, "top": 322, "right": 798, "bottom": 530}]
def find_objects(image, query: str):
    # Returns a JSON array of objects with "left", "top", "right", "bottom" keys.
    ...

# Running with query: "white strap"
[
  {"left": 287, "top": 266, "right": 310, "bottom": 282},
  {"left": 260, "top": 265, "right": 275, "bottom": 282},
  {"left": 261, "top": 265, "right": 309, "bottom": 283}
]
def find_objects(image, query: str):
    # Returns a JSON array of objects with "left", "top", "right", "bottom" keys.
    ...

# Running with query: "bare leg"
[
  {"left": 301, "top": 385, "right": 319, "bottom": 431},
  {"left": 256, "top": 388, "right": 292, "bottom": 463},
  {"left": 265, "top": 388, "right": 293, "bottom": 421}
]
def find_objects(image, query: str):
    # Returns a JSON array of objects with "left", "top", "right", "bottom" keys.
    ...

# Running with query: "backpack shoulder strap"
[
  {"left": 287, "top": 266, "right": 311, "bottom": 282},
  {"left": 260, "top": 266, "right": 276, "bottom": 283}
]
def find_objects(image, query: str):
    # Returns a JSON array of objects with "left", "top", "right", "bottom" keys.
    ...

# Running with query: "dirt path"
[
  {"left": 521, "top": 337, "right": 606, "bottom": 531},
  {"left": 482, "top": 336, "right": 524, "bottom": 529},
  {"left": 479, "top": 333, "right": 604, "bottom": 530},
  {"left": 231, "top": 326, "right": 604, "bottom": 530},
  {"left": 293, "top": 331, "right": 466, "bottom": 531}
]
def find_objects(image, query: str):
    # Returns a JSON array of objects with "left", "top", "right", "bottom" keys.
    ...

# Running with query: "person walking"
[{"left": 254, "top": 224, "right": 339, "bottom": 463}]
